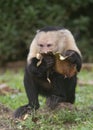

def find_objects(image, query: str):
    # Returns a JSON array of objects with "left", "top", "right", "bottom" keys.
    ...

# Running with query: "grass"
[{"left": 0, "top": 68, "right": 93, "bottom": 130}]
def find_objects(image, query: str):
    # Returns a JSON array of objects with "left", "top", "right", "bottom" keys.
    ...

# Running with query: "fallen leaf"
[
  {"left": 0, "top": 83, "right": 20, "bottom": 95},
  {"left": 23, "top": 114, "right": 29, "bottom": 120}
]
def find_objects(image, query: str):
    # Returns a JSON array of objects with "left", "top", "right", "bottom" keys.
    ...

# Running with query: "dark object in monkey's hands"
[{"left": 36, "top": 52, "right": 77, "bottom": 78}]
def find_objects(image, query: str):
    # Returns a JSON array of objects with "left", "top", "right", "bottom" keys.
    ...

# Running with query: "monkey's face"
[{"left": 37, "top": 32, "right": 59, "bottom": 54}]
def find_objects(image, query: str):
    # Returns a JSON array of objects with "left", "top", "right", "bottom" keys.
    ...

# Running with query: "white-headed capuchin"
[{"left": 14, "top": 26, "right": 82, "bottom": 118}]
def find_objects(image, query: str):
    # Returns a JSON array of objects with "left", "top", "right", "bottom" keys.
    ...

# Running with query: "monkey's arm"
[
  {"left": 14, "top": 54, "right": 55, "bottom": 118},
  {"left": 63, "top": 50, "right": 82, "bottom": 72}
]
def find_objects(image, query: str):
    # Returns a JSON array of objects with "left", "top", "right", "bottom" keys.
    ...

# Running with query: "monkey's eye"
[
  {"left": 47, "top": 44, "right": 52, "bottom": 47},
  {"left": 38, "top": 44, "right": 44, "bottom": 47}
]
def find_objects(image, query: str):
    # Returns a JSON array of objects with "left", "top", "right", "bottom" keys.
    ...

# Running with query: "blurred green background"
[{"left": 0, "top": 0, "right": 93, "bottom": 65}]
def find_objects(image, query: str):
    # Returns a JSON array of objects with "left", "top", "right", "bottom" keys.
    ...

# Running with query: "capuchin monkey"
[{"left": 14, "top": 26, "right": 82, "bottom": 118}]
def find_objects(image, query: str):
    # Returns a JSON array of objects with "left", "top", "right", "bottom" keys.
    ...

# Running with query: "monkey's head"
[{"left": 27, "top": 27, "right": 81, "bottom": 64}]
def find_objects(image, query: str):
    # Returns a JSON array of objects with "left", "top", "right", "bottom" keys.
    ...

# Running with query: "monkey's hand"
[
  {"left": 27, "top": 58, "right": 47, "bottom": 77},
  {"left": 42, "top": 52, "right": 55, "bottom": 69},
  {"left": 28, "top": 53, "right": 55, "bottom": 77},
  {"left": 63, "top": 50, "right": 82, "bottom": 72}
]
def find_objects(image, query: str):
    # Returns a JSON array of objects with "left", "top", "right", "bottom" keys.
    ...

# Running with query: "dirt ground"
[
  {"left": 0, "top": 103, "right": 14, "bottom": 130},
  {"left": 0, "top": 102, "right": 75, "bottom": 130}
]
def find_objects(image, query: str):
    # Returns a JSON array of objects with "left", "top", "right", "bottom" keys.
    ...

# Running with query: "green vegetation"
[
  {"left": 0, "top": 0, "right": 93, "bottom": 64},
  {"left": 0, "top": 68, "right": 93, "bottom": 130}
]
